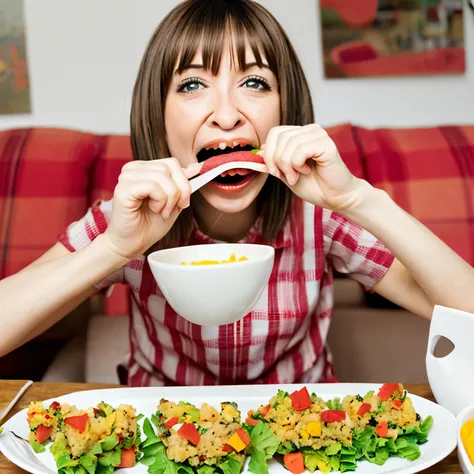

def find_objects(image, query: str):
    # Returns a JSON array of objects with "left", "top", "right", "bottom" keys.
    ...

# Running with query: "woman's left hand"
[{"left": 260, "top": 123, "right": 366, "bottom": 212}]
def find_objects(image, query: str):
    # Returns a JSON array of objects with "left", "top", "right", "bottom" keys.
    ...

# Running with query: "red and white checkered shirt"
[{"left": 59, "top": 197, "right": 394, "bottom": 386}]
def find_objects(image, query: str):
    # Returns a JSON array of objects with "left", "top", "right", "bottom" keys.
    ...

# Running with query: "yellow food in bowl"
[
  {"left": 181, "top": 253, "right": 248, "bottom": 265},
  {"left": 461, "top": 419, "right": 474, "bottom": 464}
]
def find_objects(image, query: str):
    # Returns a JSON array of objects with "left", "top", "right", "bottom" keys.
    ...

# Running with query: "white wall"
[{"left": 0, "top": 0, "right": 472, "bottom": 134}]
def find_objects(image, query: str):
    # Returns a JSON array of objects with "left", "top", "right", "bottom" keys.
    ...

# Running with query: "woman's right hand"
[{"left": 102, "top": 158, "right": 200, "bottom": 260}]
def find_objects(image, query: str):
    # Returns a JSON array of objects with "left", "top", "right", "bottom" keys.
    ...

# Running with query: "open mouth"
[{"left": 197, "top": 144, "right": 255, "bottom": 185}]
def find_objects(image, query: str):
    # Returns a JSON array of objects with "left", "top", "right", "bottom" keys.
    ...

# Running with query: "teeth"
[
  {"left": 218, "top": 142, "right": 227, "bottom": 150},
  {"left": 233, "top": 141, "right": 239, "bottom": 147}
]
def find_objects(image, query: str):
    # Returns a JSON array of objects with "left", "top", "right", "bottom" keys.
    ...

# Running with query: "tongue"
[{"left": 200, "top": 150, "right": 264, "bottom": 175}]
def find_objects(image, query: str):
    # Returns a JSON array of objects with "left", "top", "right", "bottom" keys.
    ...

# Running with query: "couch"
[{"left": 1, "top": 124, "right": 472, "bottom": 384}]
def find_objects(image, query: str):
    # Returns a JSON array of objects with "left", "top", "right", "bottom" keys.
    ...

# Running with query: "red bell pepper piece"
[
  {"left": 49, "top": 401, "right": 60, "bottom": 411},
  {"left": 284, "top": 452, "right": 305, "bottom": 474},
  {"left": 36, "top": 425, "right": 52, "bottom": 444},
  {"left": 118, "top": 447, "right": 136, "bottom": 468},
  {"left": 64, "top": 413, "right": 89, "bottom": 433},
  {"left": 235, "top": 428, "right": 251, "bottom": 447},
  {"left": 376, "top": 421, "right": 389, "bottom": 438},
  {"left": 178, "top": 423, "right": 201, "bottom": 446},
  {"left": 245, "top": 416, "right": 259, "bottom": 426},
  {"left": 320, "top": 410, "right": 346, "bottom": 423},
  {"left": 377, "top": 383, "right": 400, "bottom": 402},
  {"left": 393, "top": 399, "right": 403, "bottom": 409},
  {"left": 222, "top": 444, "right": 234, "bottom": 453},
  {"left": 164, "top": 417, "right": 179, "bottom": 429},
  {"left": 357, "top": 403, "right": 371, "bottom": 416},
  {"left": 289, "top": 387, "right": 312, "bottom": 411},
  {"left": 200, "top": 151, "right": 264, "bottom": 175},
  {"left": 261, "top": 405, "right": 271, "bottom": 417}
]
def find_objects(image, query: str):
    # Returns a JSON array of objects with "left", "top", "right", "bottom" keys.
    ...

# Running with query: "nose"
[{"left": 207, "top": 91, "right": 245, "bottom": 130}]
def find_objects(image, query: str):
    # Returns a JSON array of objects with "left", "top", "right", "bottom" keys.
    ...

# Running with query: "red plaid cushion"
[
  {"left": 0, "top": 127, "right": 97, "bottom": 278},
  {"left": 90, "top": 134, "right": 132, "bottom": 316},
  {"left": 352, "top": 125, "right": 474, "bottom": 266}
]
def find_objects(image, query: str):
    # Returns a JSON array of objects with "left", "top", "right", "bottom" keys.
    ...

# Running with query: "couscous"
[
  {"left": 27, "top": 400, "right": 141, "bottom": 473},
  {"left": 139, "top": 399, "right": 251, "bottom": 474},
  {"left": 245, "top": 383, "right": 433, "bottom": 473}
]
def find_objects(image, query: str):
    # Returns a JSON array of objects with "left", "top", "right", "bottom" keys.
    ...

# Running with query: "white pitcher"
[{"left": 426, "top": 305, "right": 474, "bottom": 416}]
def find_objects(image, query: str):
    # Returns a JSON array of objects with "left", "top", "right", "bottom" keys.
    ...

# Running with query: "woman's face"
[{"left": 164, "top": 39, "right": 280, "bottom": 214}]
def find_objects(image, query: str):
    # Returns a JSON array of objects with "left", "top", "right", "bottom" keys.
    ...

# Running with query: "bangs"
[{"left": 166, "top": 0, "right": 279, "bottom": 79}]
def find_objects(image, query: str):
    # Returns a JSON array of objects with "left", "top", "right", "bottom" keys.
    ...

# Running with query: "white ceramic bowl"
[
  {"left": 147, "top": 243, "right": 274, "bottom": 326},
  {"left": 457, "top": 403, "right": 474, "bottom": 473}
]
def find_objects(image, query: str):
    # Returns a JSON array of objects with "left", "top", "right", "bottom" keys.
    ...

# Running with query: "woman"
[{"left": 1, "top": 0, "right": 473, "bottom": 386}]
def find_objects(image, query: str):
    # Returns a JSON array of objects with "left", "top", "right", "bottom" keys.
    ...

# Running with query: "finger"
[
  {"left": 164, "top": 158, "right": 193, "bottom": 209},
  {"left": 183, "top": 162, "right": 202, "bottom": 179},
  {"left": 118, "top": 180, "right": 167, "bottom": 214},
  {"left": 262, "top": 126, "right": 296, "bottom": 179},
  {"left": 274, "top": 128, "right": 304, "bottom": 185},
  {"left": 151, "top": 171, "right": 181, "bottom": 219},
  {"left": 121, "top": 169, "right": 180, "bottom": 219},
  {"left": 285, "top": 132, "right": 322, "bottom": 169}
]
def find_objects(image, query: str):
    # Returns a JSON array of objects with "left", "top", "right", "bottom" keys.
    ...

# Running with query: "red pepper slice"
[
  {"left": 289, "top": 387, "right": 312, "bottom": 411},
  {"left": 357, "top": 403, "right": 371, "bottom": 416},
  {"left": 284, "top": 452, "right": 305, "bottom": 474},
  {"left": 36, "top": 425, "right": 52, "bottom": 444},
  {"left": 178, "top": 423, "right": 201, "bottom": 446},
  {"left": 376, "top": 421, "right": 389, "bottom": 438},
  {"left": 164, "top": 417, "right": 179, "bottom": 429},
  {"left": 261, "top": 405, "right": 271, "bottom": 417},
  {"left": 377, "top": 383, "right": 400, "bottom": 402},
  {"left": 118, "top": 447, "right": 136, "bottom": 468},
  {"left": 245, "top": 416, "right": 259, "bottom": 426},
  {"left": 320, "top": 410, "right": 346, "bottom": 423},
  {"left": 235, "top": 428, "right": 251, "bottom": 447},
  {"left": 222, "top": 444, "right": 234, "bottom": 453},
  {"left": 64, "top": 413, "right": 89, "bottom": 433},
  {"left": 393, "top": 399, "right": 403, "bottom": 409},
  {"left": 49, "top": 401, "right": 60, "bottom": 411},
  {"left": 200, "top": 151, "right": 264, "bottom": 175}
]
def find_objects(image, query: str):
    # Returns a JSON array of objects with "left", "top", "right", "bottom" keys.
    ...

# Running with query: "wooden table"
[{"left": 0, "top": 380, "right": 461, "bottom": 473}]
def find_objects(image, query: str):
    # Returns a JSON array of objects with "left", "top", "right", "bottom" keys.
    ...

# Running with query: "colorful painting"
[
  {"left": 319, "top": 0, "right": 466, "bottom": 79},
  {"left": 0, "top": 0, "right": 31, "bottom": 114}
]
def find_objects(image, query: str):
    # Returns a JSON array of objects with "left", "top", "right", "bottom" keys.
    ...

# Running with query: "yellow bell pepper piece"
[
  {"left": 300, "top": 430, "right": 309, "bottom": 440},
  {"left": 317, "top": 460, "right": 330, "bottom": 473},
  {"left": 226, "top": 432, "right": 246, "bottom": 452},
  {"left": 307, "top": 421, "right": 322, "bottom": 437}
]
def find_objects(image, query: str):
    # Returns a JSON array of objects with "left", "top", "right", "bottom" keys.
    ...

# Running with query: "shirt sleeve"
[
  {"left": 57, "top": 199, "right": 124, "bottom": 295},
  {"left": 322, "top": 208, "right": 395, "bottom": 291}
]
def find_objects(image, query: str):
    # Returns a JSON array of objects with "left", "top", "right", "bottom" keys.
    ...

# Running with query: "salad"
[
  {"left": 139, "top": 398, "right": 251, "bottom": 474},
  {"left": 26, "top": 400, "right": 141, "bottom": 473},
  {"left": 244, "top": 383, "right": 433, "bottom": 473}
]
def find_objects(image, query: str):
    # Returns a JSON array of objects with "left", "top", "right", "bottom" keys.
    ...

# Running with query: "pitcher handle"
[{"left": 427, "top": 305, "right": 474, "bottom": 358}]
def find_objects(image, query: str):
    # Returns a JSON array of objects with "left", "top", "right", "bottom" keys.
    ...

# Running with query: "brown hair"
[{"left": 130, "top": 0, "right": 314, "bottom": 249}]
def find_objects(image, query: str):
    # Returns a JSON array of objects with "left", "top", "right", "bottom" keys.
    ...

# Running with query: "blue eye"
[{"left": 178, "top": 78, "right": 205, "bottom": 94}]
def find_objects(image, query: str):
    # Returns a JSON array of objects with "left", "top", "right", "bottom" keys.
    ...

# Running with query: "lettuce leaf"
[{"left": 247, "top": 422, "right": 279, "bottom": 474}]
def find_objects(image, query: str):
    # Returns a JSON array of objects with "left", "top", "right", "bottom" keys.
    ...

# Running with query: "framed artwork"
[
  {"left": 0, "top": 0, "right": 31, "bottom": 114},
  {"left": 319, "top": 0, "right": 466, "bottom": 79}
]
